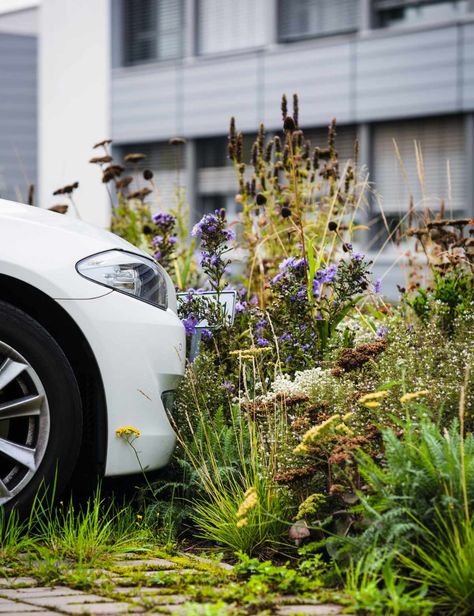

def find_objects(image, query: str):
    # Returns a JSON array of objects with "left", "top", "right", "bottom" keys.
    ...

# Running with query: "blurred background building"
[{"left": 1, "top": 0, "right": 474, "bottom": 286}]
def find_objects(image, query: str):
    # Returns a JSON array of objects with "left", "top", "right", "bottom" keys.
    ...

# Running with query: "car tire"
[{"left": 0, "top": 300, "right": 82, "bottom": 516}]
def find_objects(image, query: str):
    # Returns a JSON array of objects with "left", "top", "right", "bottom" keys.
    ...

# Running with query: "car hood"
[{"left": 0, "top": 200, "right": 158, "bottom": 299}]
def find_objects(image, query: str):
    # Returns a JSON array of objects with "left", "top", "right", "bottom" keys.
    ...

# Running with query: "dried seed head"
[
  {"left": 53, "top": 182, "right": 79, "bottom": 195},
  {"left": 236, "top": 132, "right": 243, "bottom": 164},
  {"left": 264, "top": 139, "right": 274, "bottom": 163},
  {"left": 169, "top": 137, "right": 186, "bottom": 146},
  {"left": 251, "top": 141, "right": 258, "bottom": 168},
  {"left": 127, "top": 187, "right": 152, "bottom": 201},
  {"left": 124, "top": 153, "right": 146, "bottom": 163},
  {"left": 49, "top": 204, "right": 68, "bottom": 214},
  {"left": 256, "top": 192, "right": 267, "bottom": 206},
  {"left": 143, "top": 169, "right": 154, "bottom": 180},
  {"left": 283, "top": 116, "right": 296, "bottom": 133},
  {"left": 312, "top": 147, "right": 320, "bottom": 170},
  {"left": 257, "top": 123, "right": 265, "bottom": 154},
  {"left": 93, "top": 139, "right": 112, "bottom": 149},
  {"left": 328, "top": 221, "right": 338, "bottom": 231},
  {"left": 292, "top": 93, "right": 299, "bottom": 128},
  {"left": 281, "top": 206, "right": 291, "bottom": 218},
  {"left": 89, "top": 155, "right": 113, "bottom": 164},
  {"left": 274, "top": 135, "right": 282, "bottom": 155},
  {"left": 102, "top": 165, "right": 124, "bottom": 183},
  {"left": 281, "top": 93, "right": 288, "bottom": 121},
  {"left": 115, "top": 176, "right": 133, "bottom": 190}
]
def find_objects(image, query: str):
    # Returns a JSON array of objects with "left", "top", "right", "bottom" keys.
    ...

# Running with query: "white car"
[{"left": 0, "top": 200, "right": 186, "bottom": 514}]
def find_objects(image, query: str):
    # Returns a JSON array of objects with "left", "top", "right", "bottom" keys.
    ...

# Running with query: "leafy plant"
[
  {"left": 352, "top": 418, "right": 474, "bottom": 553},
  {"left": 344, "top": 552, "right": 433, "bottom": 615},
  {"left": 401, "top": 513, "right": 474, "bottom": 615}
]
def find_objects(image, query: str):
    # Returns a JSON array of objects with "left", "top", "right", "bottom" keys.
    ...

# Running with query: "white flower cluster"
[{"left": 260, "top": 366, "right": 337, "bottom": 402}]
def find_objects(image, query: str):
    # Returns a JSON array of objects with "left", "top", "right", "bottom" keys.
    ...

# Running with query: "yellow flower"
[
  {"left": 358, "top": 391, "right": 388, "bottom": 408},
  {"left": 400, "top": 390, "right": 429, "bottom": 404},
  {"left": 363, "top": 401, "right": 381, "bottom": 408},
  {"left": 237, "top": 487, "right": 258, "bottom": 518},
  {"left": 116, "top": 425, "right": 141, "bottom": 441},
  {"left": 236, "top": 518, "right": 248, "bottom": 528},
  {"left": 136, "top": 514, "right": 143, "bottom": 520}
]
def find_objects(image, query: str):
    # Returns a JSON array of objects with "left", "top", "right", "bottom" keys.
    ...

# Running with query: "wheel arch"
[{"left": 0, "top": 274, "right": 107, "bottom": 487}]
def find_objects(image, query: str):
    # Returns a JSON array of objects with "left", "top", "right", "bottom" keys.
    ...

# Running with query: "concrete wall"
[
  {"left": 111, "top": 18, "right": 474, "bottom": 142},
  {"left": 39, "top": 0, "right": 111, "bottom": 226},
  {"left": 0, "top": 32, "right": 37, "bottom": 203}
]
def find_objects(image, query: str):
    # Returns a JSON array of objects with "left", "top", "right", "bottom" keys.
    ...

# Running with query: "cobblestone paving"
[{"left": 0, "top": 555, "right": 346, "bottom": 615}]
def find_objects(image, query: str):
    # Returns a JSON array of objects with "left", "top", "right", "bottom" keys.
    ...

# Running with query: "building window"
[
  {"left": 197, "top": 0, "right": 267, "bottom": 55},
  {"left": 123, "top": 0, "right": 183, "bottom": 66},
  {"left": 373, "top": 116, "right": 466, "bottom": 221},
  {"left": 374, "top": 0, "right": 470, "bottom": 28},
  {"left": 278, "top": 0, "right": 360, "bottom": 42}
]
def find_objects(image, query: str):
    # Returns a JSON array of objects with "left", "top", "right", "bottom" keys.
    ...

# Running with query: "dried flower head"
[
  {"left": 89, "top": 155, "right": 113, "bottom": 164},
  {"left": 93, "top": 139, "right": 112, "bottom": 149},
  {"left": 48, "top": 204, "right": 68, "bottom": 214},
  {"left": 124, "top": 153, "right": 146, "bottom": 163},
  {"left": 169, "top": 137, "right": 187, "bottom": 146}
]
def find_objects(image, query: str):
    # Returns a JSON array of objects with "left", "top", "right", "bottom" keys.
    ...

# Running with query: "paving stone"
[
  {"left": 58, "top": 602, "right": 140, "bottom": 614},
  {"left": 114, "top": 558, "right": 176, "bottom": 569},
  {"left": 0, "top": 597, "right": 50, "bottom": 612},
  {"left": 277, "top": 605, "right": 344, "bottom": 615},
  {"left": 18, "top": 593, "right": 117, "bottom": 609},
  {"left": 0, "top": 587, "right": 80, "bottom": 598},
  {"left": 186, "top": 556, "right": 233, "bottom": 571},
  {"left": 0, "top": 576, "right": 38, "bottom": 588}
]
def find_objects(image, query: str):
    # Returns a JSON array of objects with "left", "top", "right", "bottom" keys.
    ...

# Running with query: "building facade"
[
  {"left": 4, "top": 0, "right": 474, "bottom": 289},
  {"left": 0, "top": 1, "right": 37, "bottom": 203}
]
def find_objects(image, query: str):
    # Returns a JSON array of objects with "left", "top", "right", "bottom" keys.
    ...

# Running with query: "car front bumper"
[{"left": 57, "top": 290, "right": 186, "bottom": 476}]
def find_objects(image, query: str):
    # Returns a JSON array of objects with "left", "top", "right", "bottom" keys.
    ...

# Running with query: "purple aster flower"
[
  {"left": 376, "top": 326, "right": 389, "bottom": 338},
  {"left": 235, "top": 301, "right": 246, "bottom": 313},
  {"left": 256, "top": 337, "right": 269, "bottom": 347},
  {"left": 182, "top": 314, "right": 199, "bottom": 336},
  {"left": 169, "top": 236, "right": 178, "bottom": 245},
  {"left": 221, "top": 380, "right": 235, "bottom": 393},
  {"left": 352, "top": 252, "right": 364, "bottom": 262},
  {"left": 201, "top": 328, "right": 213, "bottom": 340},
  {"left": 374, "top": 278, "right": 382, "bottom": 294}
]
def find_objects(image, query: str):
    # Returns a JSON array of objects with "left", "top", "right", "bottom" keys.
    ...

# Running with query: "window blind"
[
  {"left": 197, "top": 0, "right": 267, "bottom": 55},
  {"left": 278, "top": 0, "right": 360, "bottom": 41},
  {"left": 123, "top": 0, "right": 183, "bottom": 66},
  {"left": 373, "top": 116, "right": 466, "bottom": 215}
]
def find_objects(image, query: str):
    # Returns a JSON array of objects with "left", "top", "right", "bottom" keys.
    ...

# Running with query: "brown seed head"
[
  {"left": 93, "top": 139, "right": 112, "bottom": 149},
  {"left": 89, "top": 155, "right": 113, "bottom": 164},
  {"left": 124, "top": 153, "right": 146, "bottom": 163}
]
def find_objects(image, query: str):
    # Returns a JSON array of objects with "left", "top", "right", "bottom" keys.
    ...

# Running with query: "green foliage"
[
  {"left": 234, "top": 551, "right": 325, "bottom": 594},
  {"left": 31, "top": 487, "right": 148, "bottom": 565},
  {"left": 353, "top": 418, "right": 474, "bottom": 552},
  {"left": 400, "top": 513, "right": 474, "bottom": 615},
  {"left": 344, "top": 553, "right": 433, "bottom": 615},
  {"left": 0, "top": 508, "right": 34, "bottom": 565},
  {"left": 407, "top": 269, "right": 474, "bottom": 333}
]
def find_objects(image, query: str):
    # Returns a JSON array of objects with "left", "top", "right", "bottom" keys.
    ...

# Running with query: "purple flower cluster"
[
  {"left": 235, "top": 287, "right": 258, "bottom": 313},
  {"left": 150, "top": 211, "right": 177, "bottom": 267},
  {"left": 191, "top": 209, "right": 235, "bottom": 291},
  {"left": 192, "top": 210, "right": 236, "bottom": 244}
]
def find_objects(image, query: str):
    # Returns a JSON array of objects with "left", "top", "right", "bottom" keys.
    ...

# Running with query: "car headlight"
[{"left": 76, "top": 250, "right": 168, "bottom": 310}]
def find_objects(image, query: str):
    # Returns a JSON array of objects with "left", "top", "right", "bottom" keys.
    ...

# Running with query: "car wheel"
[{"left": 0, "top": 300, "right": 82, "bottom": 515}]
